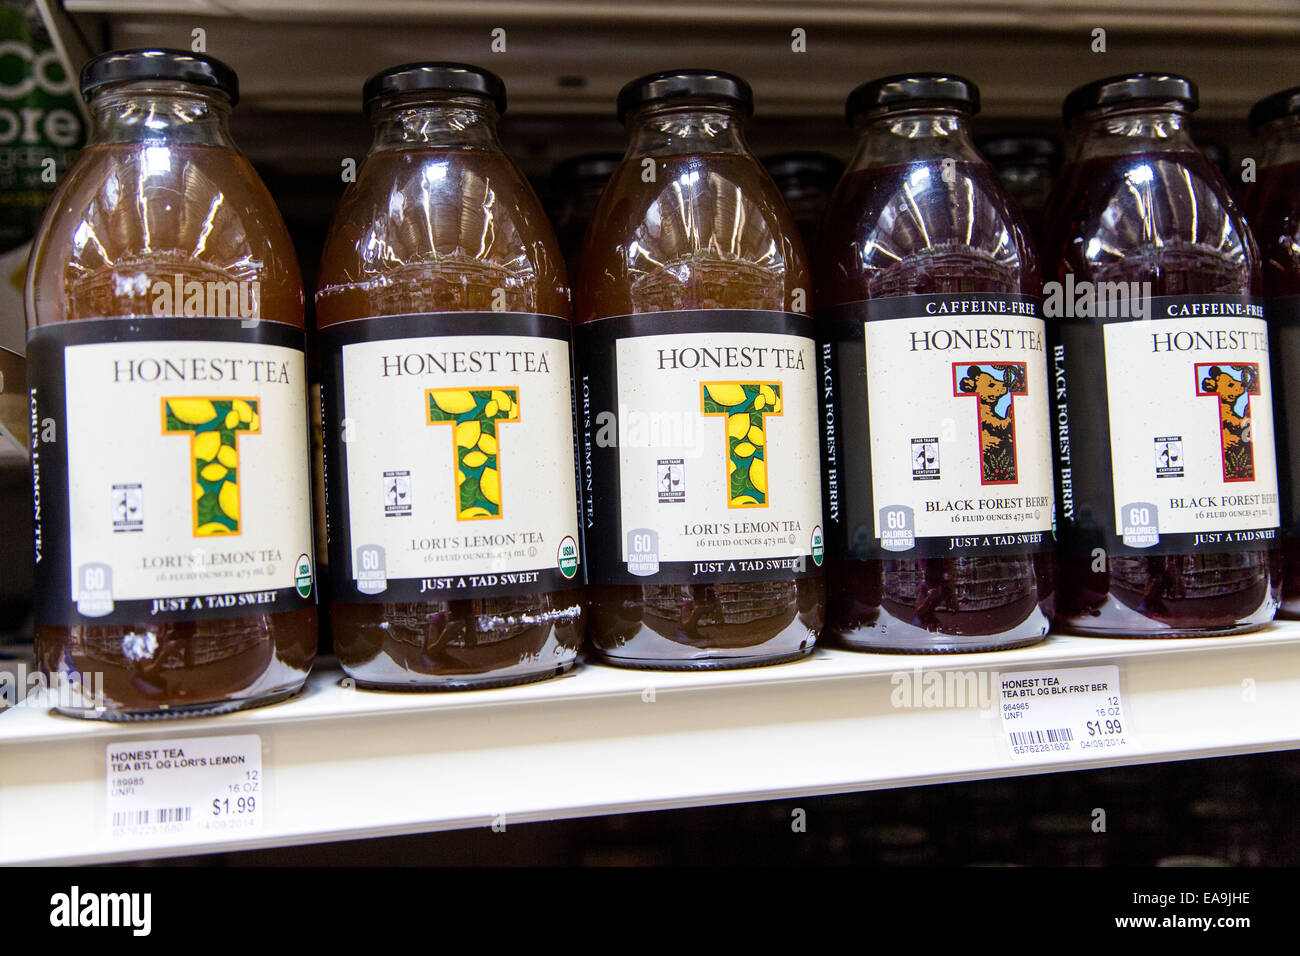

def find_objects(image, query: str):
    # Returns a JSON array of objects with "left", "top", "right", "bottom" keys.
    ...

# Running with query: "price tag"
[
  {"left": 106, "top": 734, "right": 263, "bottom": 842},
  {"left": 998, "top": 665, "right": 1133, "bottom": 762}
]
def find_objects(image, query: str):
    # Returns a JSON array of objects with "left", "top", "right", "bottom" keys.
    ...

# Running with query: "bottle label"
[
  {"left": 1267, "top": 295, "right": 1300, "bottom": 536},
  {"left": 575, "top": 310, "right": 823, "bottom": 586},
  {"left": 1052, "top": 295, "right": 1280, "bottom": 555},
  {"left": 320, "top": 313, "right": 582, "bottom": 601},
  {"left": 819, "top": 294, "right": 1054, "bottom": 560},
  {"left": 28, "top": 318, "right": 316, "bottom": 626}
]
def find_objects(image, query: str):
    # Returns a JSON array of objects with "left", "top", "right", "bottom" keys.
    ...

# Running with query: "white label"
[
  {"left": 106, "top": 734, "right": 263, "bottom": 841},
  {"left": 1103, "top": 317, "right": 1280, "bottom": 541},
  {"left": 340, "top": 333, "right": 580, "bottom": 584},
  {"left": 613, "top": 330, "right": 821, "bottom": 566},
  {"left": 863, "top": 312, "right": 1054, "bottom": 547},
  {"left": 1000, "top": 665, "right": 1132, "bottom": 762},
  {"left": 64, "top": 339, "right": 314, "bottom": 609}
]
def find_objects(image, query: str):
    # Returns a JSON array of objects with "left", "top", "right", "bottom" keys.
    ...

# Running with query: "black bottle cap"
[
  {"left": 762, "top": 151, "right": 846, "bottom": 184},
  {"left": 363, "top": 62, "right": 507, "bottom": 114},
  {"left": 80, "top": 48, "right": 239, "bottom": 105},
  {"left": 1062, "top": 72, "right": 1197, "bottom": 123},
  {"left": 1249, "top": 86, "right": 1300, "bottom": 134},
  {"left": 977, "top": 135, "right": 1062, "bottom": 163},
  {"left": 845, "top": 73, "right": 980, "bottom": 123},
  {"left": 616, "top": 69, "right": 753, "bottom": 122},
  {"left": 550, "top": 152, "right": 623, "bottom": 185}
]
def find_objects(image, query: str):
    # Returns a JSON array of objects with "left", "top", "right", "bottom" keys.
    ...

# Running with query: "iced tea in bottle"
[
  {"left": 1243, "top": 86, "right": 1300, "bottom": 617},
  {"left": 26, "top": 49, "right": 317, "bottom": 717},
  {"left": 317, "top": 63, "right": 584, "bottom": 688},
  {"left": 576, "top": 70, "right": 825, "bottom": 668},
  {"left": 1044, "top": 73, "right": 1279, "bottom": 635},
  {"left": 817, "top": 74, "right": 1053, "bottom": 652}
]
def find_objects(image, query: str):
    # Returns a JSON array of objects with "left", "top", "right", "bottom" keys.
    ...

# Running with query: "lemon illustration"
[
  {"left": 772, "top": 395, "right": 782, "bottom": 414},
  {"left": 728, "top": 457, "right": 737, "bottom": 476},
  {"left": 754, "top": 394, "right": 766, "bottom": 411},
  {"left": 485, "top": 400, "right": 499, "bottom": 417},
  {"left": 217, "top": 445, "right": 238, "bottom": 468},
  {"left": 225, "top": 410, "right": 239, "bottom": 429},
  {"left": 478, "top": 433, "right": 498, "bottom": 456},
  {"left": 234, "top": 399, "right": 254, "bottom": 423},
  {"left": 727, "top": 413, "right": 749, "bottom": 439},
  {"left": 457, "top": 468, "right": 467, "bottom": 486},
  {"left": 197, "top": 521, "right": 231, "bottom": 535},
  {"left": 747, "top": 425, "right": 765, "bottom": 446},
  {"left": 734, "top": 495, "right": 760, "bottom": 506},
  {"left": 480, "top": 466, "right": 501, "bottom": 504},
  {"left": 491, "top": 389, "right": 513, "bottom": 415},
  {"left": 219, "top": 480, "right": 239, "bottom": 520},
  {"left": 249, "top": 412, "right": 260, "bottom": 431},
  {"left": 759, "top": 384, "right": 777, "bottom": 406},
  {"left": 195, "top": 431, "right": 221, "bottom": 462},
  {"left": 705, "top": 383, "right": 747, "bottom": 407},
  {"left": 463, "top": 506, "right": 493, "bottom": 519},
  {"left": 750, "top": 458, "right": 767, "bottom": 494},
  {"left": 463, "top": 450, "right": 488, "bottom": 469},
  {"left": 456, "top": 420, "right": 481, "bottom": 448},
  {"left": 169, "top": 399, "right": 216, "bottom": 425},
  {"left": 734, "top": 441, "right": 756, "bottom": 459},
  {"left": 200, "top": 463, "right": 227, "bottom": 482},
  {"left": 433, "top": 389, "right": 476, "bottom": 415},
  {"left": 194, "top": 485, "right": 204, "bottom": 500}
]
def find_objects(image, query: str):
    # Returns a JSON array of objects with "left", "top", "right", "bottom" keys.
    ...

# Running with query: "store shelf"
[
  {"left": 3, "top": 622, "right": 1300, "bottom": 865},
  {"left": 53, "top": 1, "right": 1300, "bottom": 119}
]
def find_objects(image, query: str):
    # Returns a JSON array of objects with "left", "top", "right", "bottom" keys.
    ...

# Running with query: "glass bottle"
[
  {"left": 1043, "top": 73, "right": 1279, "bottom": 636},
  {"left": 26, "top": 49, "right": 317, "bottom": 718},
  {"left": 316, "top": 63, "right": 584, "bottom": 688},
  {"left": 1242, "top": 86, "right": 1300, "bottom": 618},
  {"left": 576, "top": 70, "right": 825, "bottom": 668},
  {"left": 817, "top": 74, "right": 1053, "bottom": 652}
]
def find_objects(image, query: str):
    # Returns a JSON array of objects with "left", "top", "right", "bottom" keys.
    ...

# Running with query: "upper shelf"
[
  {"left": 57, "top": 1, "right": 1300, "bottom": 120},
  {"left": 4, "top": 623, "right": 1300, "bottom": 865}
]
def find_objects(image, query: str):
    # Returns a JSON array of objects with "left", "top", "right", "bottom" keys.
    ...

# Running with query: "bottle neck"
[
  {"left": 624, "top": 103, "right": 751, "bottom": 158},
  {"left": 846, "top": 109, "right": 982, "bottom": 170},
  {"left": 86, "top": 81, "right": 236, "bottom": 148},
  {"left": 1260, "top": 114, "right": 1300, "bottom": 168},
  {"left": 1065, "top": 103, "right": 1196, "bottom": 162},
  {"left": 367, "top": 94, "right": 503, "bottom": 152}
]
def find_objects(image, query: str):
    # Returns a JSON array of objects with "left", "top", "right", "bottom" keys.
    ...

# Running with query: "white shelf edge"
[{"left": 3, "top": 623, "right": 1300, "bottom": 865}]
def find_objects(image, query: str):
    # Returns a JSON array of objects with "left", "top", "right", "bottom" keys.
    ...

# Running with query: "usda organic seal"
[{"left": 294, "top": 553, "right": 313, "bottom": 598}]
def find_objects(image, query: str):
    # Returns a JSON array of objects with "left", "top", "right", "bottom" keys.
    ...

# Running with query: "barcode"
[
  {"left": 1009, "top": 728, "right": 1074, "bottom": 747},
  {"left": 112, "top": 806, "right": 192, "bottom": 827}
]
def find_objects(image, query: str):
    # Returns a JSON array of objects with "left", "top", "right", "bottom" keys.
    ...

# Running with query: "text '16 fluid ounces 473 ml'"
[
  {"left": 27, "top": 50, "right": 317, "bottom": 718},
  {"left": 316, "top": 63, "right": 584, "bottom": 689},
  {"left": 1044, "top": 73, "right": 1280, "bottom": 635},
  {"left": 1243, "top": 86, "right": 1300, "bottom": 619},
  {"left": 576, "top": 70, "right": 826, "bottom": 668},
  {"left": 817, "top": 74, "right": 1054, "bottom": 652}
]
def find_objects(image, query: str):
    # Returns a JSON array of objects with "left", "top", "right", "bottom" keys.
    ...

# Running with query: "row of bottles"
[{"left": 23, "top": 50, "right": 1300, "bottom": 719}]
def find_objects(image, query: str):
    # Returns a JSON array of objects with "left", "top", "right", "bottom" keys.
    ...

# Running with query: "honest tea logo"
[{"left": 49, "top": 886, "right": 151, "bottom": 936}]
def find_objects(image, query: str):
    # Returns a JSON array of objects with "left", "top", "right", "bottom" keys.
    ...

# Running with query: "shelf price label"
[
  {"left": 106, "top": 734, "right": 263, "bottom": 843},
  {"left": 998, "top": 665, "right": 1133, "bottom": 763}
]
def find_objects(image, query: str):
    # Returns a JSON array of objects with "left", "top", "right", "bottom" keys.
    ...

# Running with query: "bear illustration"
[
  {"left": 958, "top": 364, "right": 1022, "bottom": 483},
  {"left": 1200, "top": 364, "right": 1256, "bottom": 480}
]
